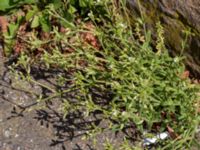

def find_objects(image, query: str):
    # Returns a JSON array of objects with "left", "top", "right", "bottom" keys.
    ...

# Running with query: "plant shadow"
[
  {"left": 34, "top": 104, "right": 101, "bottom": 150},
  {"left": 1, "top": 61, "right": 137, "bottom": 150},
  {"left": 0, "top": 62, "right": 101, "bottom": 149}
]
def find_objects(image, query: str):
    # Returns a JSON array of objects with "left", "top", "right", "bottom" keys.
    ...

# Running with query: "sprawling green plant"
[{"left": 3, "top": 0, "right": 199, "bottom": 149}]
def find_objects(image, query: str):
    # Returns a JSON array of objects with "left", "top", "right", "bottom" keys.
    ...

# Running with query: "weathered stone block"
[{"left": 128, "top": 0, "right": 200, "bottom": 76}]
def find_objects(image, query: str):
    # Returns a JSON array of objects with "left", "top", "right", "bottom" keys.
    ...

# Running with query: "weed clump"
[{"left": 1, "top": 0, "right": 199, "bottom": 149}]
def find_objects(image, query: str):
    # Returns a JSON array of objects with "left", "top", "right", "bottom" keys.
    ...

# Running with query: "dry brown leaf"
[
  {"left": 181, "top": 70, "right": 190, "bottom": 79},
  {"left": 0, "top": 16, "right": 8, "bottom": 33},
  {"left": 81, "top": 31, "right": 100, "bottom": 50},
  {"left": 81, "top": 22, "right": 100, "bottom": 49},
  {"left": 167, "top": 125, "right": 180, "bottom": 139}
]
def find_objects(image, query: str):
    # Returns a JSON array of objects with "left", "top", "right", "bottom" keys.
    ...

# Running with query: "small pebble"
[
  {"left": 3, "top": 74, "right": 11, "bottom": 84},
  {"left": 15, "top": 134, "right": 19, "bottom": 138},
  {"left": 16, "top": 145, "right": 24, "bottom": 150},
  {"left": 4, "top": 128, "right": 12, "bottom": 138}
]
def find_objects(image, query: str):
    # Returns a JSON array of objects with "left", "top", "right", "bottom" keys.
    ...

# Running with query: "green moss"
[{"left": 163, "top": 20, "right": 185, "bottom": 51}]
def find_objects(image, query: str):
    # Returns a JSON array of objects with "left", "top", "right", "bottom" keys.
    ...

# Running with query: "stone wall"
[{"left": 127, "top": 0, "right": 200, "bottom": 77}]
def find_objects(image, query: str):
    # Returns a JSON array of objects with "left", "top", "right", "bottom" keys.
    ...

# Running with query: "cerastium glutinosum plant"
[{"left": 6, "top": 0, "right": 199, "bottom": 149}]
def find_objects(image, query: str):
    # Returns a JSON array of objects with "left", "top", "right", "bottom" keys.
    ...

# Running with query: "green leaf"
[
  {"left": 60, "top": 20, "right": 75, "bottom": 29},
  {"left": 40, "top": 16, "right": 51, "bottom": 32},
  {"left": 68, "top": 5, "right": 77, "bottom": 14},
  {"left": 31, "top": 15, "right": 40, "bottom": 28},
  {"left": 7, "top": 15, "right": 23, "bottom": 37},
  {"left": 8, "top": 24, "right": 18, "bottom": 37},
  {"left": 51, "top": 0, "right": 62, "bottom": 9},
  {"left": 0, "top": 0, "right": 10, "bottom": 11},
  {"left": 63, "top": 10, "right": 74, "bottom": 22},
  {"left": 0, "top": 0, "right": 36, "bottom": 11},
  {"left": 25, "top": 6, "right": 39, "bottom": 21},
  {"left": 79, "top": 0, "right": 87, "bottom": 7},
  {"left": 23, "top": 0, "right": 35, "bottom": 3}
]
